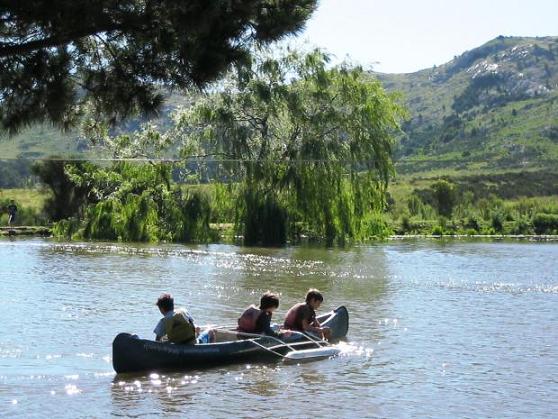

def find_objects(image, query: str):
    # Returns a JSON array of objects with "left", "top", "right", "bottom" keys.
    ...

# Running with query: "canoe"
[{"left": 112, "top": 305, "right": 349, "bottom": 374}]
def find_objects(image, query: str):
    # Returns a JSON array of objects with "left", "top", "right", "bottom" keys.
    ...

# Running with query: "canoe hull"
[{"left": 112, "top": 305, "right": 349, "bottom": 374}]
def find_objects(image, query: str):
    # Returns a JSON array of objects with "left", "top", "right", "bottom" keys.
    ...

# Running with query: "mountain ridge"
[
  {"left": 2, "top": 36, "right": 557, "bottom": 179},
  {"left": 375, "top": 35, "right": 558, "bottom": 175}
]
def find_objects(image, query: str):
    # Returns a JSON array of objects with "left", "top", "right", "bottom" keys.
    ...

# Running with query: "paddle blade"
[{"left": 283, "top": 347, "right": 341, "bottom": 363}]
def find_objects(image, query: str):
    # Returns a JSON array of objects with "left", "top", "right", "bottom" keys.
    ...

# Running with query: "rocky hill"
[
  {"left": 2, "top": 36, "right": 557, "bottom": 180},
  {"left": 376, "top": 36, "right": 558, "bottom": 175}
]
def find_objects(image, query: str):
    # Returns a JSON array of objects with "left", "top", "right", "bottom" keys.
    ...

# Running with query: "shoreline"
[
  {"left": 1, "top": 226, "right": 557, "bottom": 242},
  {"left": 388, "top": 234, "right": 558, "bottom": 242},
  {"left": 0, "top": 226, "right": 52, "bottom": 236}
]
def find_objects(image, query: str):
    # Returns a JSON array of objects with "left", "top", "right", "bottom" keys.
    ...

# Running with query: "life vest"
[
  {"left": 164, "top": 310, "right": 196, "bottom": 344},
  {"left": 237, "top": 305, "right": 261, "bottom": 333},
  {"left": 283, "top": 302, "right": 306, "bottom": 330}
]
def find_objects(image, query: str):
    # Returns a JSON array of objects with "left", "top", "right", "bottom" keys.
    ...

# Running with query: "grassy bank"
[
  {"left": 387, "top": 170, "right": 558, "bottom": 236},
  {"left": 3, "top": 167, "right": 558, "bottom": 240},
  {"left": 0, "top": 188, "right": 49, "bottom": 227}
]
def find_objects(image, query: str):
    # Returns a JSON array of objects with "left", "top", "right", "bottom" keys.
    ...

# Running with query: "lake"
[{"left": 1, "top": 238, "right": 557, "bottom": 418}]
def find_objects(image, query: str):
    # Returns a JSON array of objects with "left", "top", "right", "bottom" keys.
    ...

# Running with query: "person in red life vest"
[
  {"left": 237, "top": 292, "right": 291, "bottom": 338},
  {"left": 283, "top": 289, "right": 332, "bottom": 340}
]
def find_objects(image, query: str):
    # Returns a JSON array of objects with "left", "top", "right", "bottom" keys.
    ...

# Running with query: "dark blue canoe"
[{"left": 112, "top": 306, "right": 349, "bottom": 373}]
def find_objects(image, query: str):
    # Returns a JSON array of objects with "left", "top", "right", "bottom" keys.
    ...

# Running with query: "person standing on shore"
[{"left": 7, "top": 200, "right": 17, "bottom": 226}]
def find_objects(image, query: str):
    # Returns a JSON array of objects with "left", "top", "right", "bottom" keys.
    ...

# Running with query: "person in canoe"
[
  {"left": 283, "top": 289, "right": 332, "bottom": 340},
  {"left": 237, "top": 292, "right": 291, "bottom": 338},
  {"left": 154, "top": 293, "right": 214, "bottom": 344}
]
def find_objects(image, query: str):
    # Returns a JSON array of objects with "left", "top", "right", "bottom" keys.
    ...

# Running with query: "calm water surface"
[{"left": 0, "top": 238, "right": 557, "bottom": 418}]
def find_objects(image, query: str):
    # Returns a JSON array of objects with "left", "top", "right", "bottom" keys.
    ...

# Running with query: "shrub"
[
  {"left": 464, "top": 216, "right": 481, "bottom": 232},
  {"left": 532, "top": 213, "right": 558, "bottom": 234},
  {"left": 432, "top": 225, "right": 444, "bottom": 236},
  {"left": 83, "top": 199, "right": 120, "bottom": 241},
  {"left": 431, "top": 180, "right": 457, "bottom": 218},
  {"left": 362, "top": 212, "right": 392, "bottom": 239},
  {"left": 509, "top": 218, "right": 533, "bottom": 235},
  {"left": 400, "top": 215, "right": 412, "bottom": 234},
  {"left": 407, "top": 194, "right": 423, "bottom": 217},
  {"left": 491, "top": 213, "right": 504, "bottom": 233},
  {"left": 52, "top": 217, "right": 81, "bottom": 239}
]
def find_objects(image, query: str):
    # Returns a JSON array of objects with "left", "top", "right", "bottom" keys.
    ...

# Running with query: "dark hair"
[
  {"left": 156, "top": 293, "right": 174, "bottom": 312},
  {"left": 259, "top": 292, "right": 279, "bottom": 310},
  {"left": 305, "top": 289, "right": 323, "bottom": 303}
]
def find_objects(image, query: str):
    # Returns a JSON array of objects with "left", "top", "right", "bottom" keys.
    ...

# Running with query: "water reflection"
[{"left": 237, "top": 365, "right": 282, "bottom": 397}]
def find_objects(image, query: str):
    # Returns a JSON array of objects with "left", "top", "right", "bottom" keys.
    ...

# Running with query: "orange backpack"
[{"left": 237, "top": 305, "right": 261, "bottom": 333}]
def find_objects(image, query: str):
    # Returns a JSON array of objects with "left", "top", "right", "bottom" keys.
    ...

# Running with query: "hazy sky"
[{"left": 301, "top": 0, "right": 558, "bottom": 73}]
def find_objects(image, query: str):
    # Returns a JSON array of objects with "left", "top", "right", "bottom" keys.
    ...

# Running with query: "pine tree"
[{"left": 0, "top": 0, "right": 317, "bottom": 134}]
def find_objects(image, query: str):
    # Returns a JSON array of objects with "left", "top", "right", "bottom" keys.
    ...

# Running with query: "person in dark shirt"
[
  {"left": 283, "top": 289, "right": 331, "bottom": 340},
  {"left": 254, "top": 292, "right": 283, "bottom": 338},
  {"left": 7, "top": 200, "right": 17, "bottom": 226},
  {"left": 238, "top": 292, "right": 290, "bottom": 338}
]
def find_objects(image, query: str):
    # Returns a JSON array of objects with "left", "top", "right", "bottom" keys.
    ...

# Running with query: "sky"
[{"left": 301, "top": 0, "right": 558, "bottom": 73}]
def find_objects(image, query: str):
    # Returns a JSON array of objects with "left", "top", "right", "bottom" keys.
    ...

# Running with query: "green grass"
[
  {"left": 0, "top": 188, "right": 50, "bottom": 226},
  {"left": 0, "top": 188, "right": 49, "bottom": 212}
]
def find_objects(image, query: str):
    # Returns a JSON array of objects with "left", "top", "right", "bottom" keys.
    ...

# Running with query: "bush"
[
  {"left": 400, "top": 215, "right": 412, "bottom": 234},
  {"left": 407, "top": 194, "right": 423, "bottom": 217},
  {"left": 482, "top": 227, "right": 496, "bottom": 235},
  {"left": 464, "top": 216, "right": 481, "bottom": 232},
  {"left": 362, "top": 212, "right": 392, "bottom": 239},
  {"left": 431, "top": 180, "right": 457, "bottom": 218},
  {"left": 52, "top": 217, "right": 81, "bottom": 239},
  {"left": 491, "top": 213, "right": 504, "bottom": 233},
  {"left": 532, "top": 213, "right": 558, "bottom": 234},
  {"left": 509, "top": 218, "right": 533, "bottom": 235},
  {"left": 83, "top": 199, "right": 121, "bottom": 241},
  {"left": 432, "top": 225, "right": 444, "bottom": 236}
]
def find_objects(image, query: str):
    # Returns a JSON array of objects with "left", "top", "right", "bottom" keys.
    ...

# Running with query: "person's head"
[
  {"left": 305, "top": 288, "right": 324, "bottom": 310},
  {"left": 156, "top": 293, "right": 174, "bottom": 314},
  {"left": 259, "top": 291, "right": 280, "bottom": 313}
]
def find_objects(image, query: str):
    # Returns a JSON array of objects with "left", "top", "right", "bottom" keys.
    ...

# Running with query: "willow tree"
[{"left": 177, "top": 49, "right": 404, "bottom": 245}]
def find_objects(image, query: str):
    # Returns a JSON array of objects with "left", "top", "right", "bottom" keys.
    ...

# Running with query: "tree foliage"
[
  {"left": 0, "top": 0, "right": 317, "bottom": 133},
  {"left": 50, "top": 161, "right": 214, "bottom": 242},
  {"left": 0, "top": 160, "right": 33, "bottom": 187},
  {"left": 179, "top": 49, "right": 404, "bottom": 244},
  {"left": 431, "top": 180, "right": 457, "bottom": 218},
  {"left": 32, "top": 159, "right": 93, "bottom": 221}
]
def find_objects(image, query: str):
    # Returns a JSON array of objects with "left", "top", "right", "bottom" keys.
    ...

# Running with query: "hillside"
[
  {"left": 1, "top": 36, "right": 557, "bottom": 181},
  {"left": 0, "top": 91, "right": 191, "bottom": 162},
  {"left": 376, "top": 36, "right": 558, "bottom": 175}
]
